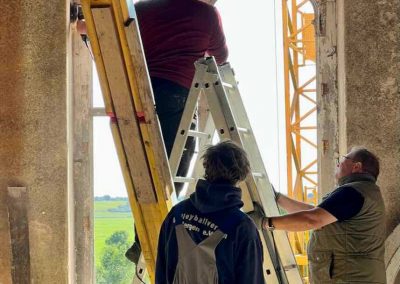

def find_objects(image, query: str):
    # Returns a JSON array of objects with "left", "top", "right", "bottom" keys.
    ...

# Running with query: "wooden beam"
[
  {"left": 72, "top": 20, "right": 94, "bottom": 283},
  {"left": 93, "top": 7, "right": 157, "bottom": 203},
  {"left": 7, "top": 187, "right": 31, "bottom": 284}
]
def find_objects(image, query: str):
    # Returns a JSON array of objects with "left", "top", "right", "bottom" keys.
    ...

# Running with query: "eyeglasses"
[{"left": 336, "top": 155, "right": 360, "bottom": 165}]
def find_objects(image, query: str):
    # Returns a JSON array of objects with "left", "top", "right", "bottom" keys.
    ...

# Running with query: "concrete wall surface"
[
  {"left": 0, "top": 0, "right": 69, "bottom": 282},
  {"left": 336, "top": 0, "right": 400, "bottom": 282},
  {"left": 341, "top": 0, "right": 400, "bottom": 236},
  {"left": 317, "top": 0, "right": 400, "bottom": 281}
]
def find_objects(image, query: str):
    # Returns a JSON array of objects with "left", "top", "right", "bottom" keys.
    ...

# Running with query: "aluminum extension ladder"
[{"left": 169, "top": 57, "right": 303, "bottom": 284}]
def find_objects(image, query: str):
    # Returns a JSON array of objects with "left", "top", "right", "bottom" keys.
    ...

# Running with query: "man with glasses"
[{"left": 250, "top": 147, "right": 386, "bottom": 283}]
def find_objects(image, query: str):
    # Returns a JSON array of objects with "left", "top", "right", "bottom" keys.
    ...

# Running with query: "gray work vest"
[
  {"left": 308, "top": 174, "right": 386, "bottom": 283},
  {"left": 173, "top": 224, "right": 225, "bottom": 284}
]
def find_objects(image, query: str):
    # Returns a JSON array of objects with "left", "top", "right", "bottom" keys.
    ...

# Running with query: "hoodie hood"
[{"left": 189, "top": 179, "right": 244, "bottom": 214}]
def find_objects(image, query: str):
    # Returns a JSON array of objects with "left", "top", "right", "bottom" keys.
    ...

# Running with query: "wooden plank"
[
  {"left": 7, "top": 187, "right": 30, "bottom": 284},
  {"left": 72, "top": 21, "right": 94, "bottom": 283},
  {"left": 124, "top": 19, "right": 174, "bottom": 200},
  {"left": 84, "top": 3, "right": 175, "bottom": 280},
  {"left": 92, "top": 7, "right": 157, "bottom": 203},
  {"left": 110, "top": 120, "right": 159, "bottom": 277}
]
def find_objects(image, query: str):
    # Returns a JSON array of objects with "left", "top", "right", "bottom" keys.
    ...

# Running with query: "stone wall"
[
  {"left": 317, "top": 0, "right": 400, "bottom": 281},
  {"left": 0, "top": 1, "right": 69, "bottom": 282}
]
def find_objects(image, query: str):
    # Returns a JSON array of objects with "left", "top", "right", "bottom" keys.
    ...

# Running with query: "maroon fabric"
[{"left": 135, "top": 0, "right": 228, "bottom": 89}]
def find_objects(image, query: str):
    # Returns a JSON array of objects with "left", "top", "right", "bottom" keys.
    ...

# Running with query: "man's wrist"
[
  {"left": 275, "top": 191, "right": 281, "bottom": 202},
  {"left": 262, "top": 217, "right": 275, "bottom": 231},
  {"left": 261, "top": 217, "right": 267, "bottom": 229}
]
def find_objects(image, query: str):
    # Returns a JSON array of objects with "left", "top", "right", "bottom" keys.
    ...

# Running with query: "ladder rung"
[
  {"left": 222, "top": 81, "right": 234, "bottom": 89},
  {"left": 91, "top": 107, "right": 107, "bottom": 116},
  {"left": 252, "top": 172, "right": 264, "bottom": 178},
  {"left": 237, "top": 127, "right": 250, "bottom": 134},
  {"left": 283, "top": 264, "right": 299, "bottom": 271},
  {"left": 188, "top": 130, "right": 210, "bottom": 139},
  {"left": 173, "top": 177, "right": 196, "bottom": 183}
]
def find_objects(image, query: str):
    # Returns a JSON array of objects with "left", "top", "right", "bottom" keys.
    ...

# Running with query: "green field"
[
  {"left": 94, "top": 200, "right": 136, "bottom": 282},
  {"left": 94, "top": 200, "right": 135, "bottom": 257}
]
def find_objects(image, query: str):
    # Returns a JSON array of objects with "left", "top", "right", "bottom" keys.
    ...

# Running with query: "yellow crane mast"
[{"left": 282, "top": 0, "right": 317, "bottom": 281}]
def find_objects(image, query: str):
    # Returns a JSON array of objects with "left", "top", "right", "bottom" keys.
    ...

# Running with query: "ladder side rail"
[
  {"left": 218, "top": 63, "right": 303, "bottom": 283},
  {"left": 201, "top": 64, "right": 282, "bottom": 283},
  {"left": 204, "top": 57, "right": 303, "bottom": 283},
  {"left": 201, "top": 66, "right": 257, "bottom": 213},
  {"left": 124, "top": 16, "right": 174, "bottom": 202},
  {"left": 202, "top": 75, "right": 281, "bottom": 284},
  {"left": 169, "top": 63, "right": 207, "bottom": 178},
  {"left": 218, "top": 63, "right": 280, "bottom": 214},
  {"left": 184, "top": 110, "right": 215, "bottom": 198}
]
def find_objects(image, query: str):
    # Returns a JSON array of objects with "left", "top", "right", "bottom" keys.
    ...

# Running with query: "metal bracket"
[{"left": 70, "top": 3, "right": 84, "bottom": 23}]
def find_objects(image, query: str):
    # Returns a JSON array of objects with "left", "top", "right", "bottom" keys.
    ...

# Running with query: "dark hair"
[
  {"left": 350, "top": 147, "right": 380, "bottom": 179},
  {"left": 202, "top": 140, "right": 251, "bottom": 185}
]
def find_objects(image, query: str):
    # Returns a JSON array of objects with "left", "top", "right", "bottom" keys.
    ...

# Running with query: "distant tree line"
[
  {"left": 108, "top": 204, "right": 131, "bottom": 213},
  {"left": 95, "top": 195, "right": 128, "bottom": 201}
]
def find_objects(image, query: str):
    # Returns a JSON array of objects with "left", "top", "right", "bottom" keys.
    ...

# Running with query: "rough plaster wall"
[
  {"left": 343, "top": 0, "right": 400, "bottom": 235},
  {"left": 0, "top": 2, "right": 22, "bottom": 282},
  {"left": 341, "top": 1, "right": 400, "bottom": 281},
  {"left": 316, "top": 1, "right": 400, "bottom": 281},
  {"left": 316, "top": 0, "right": 340, "bottom": 197},
  {"left": 0, "top": 0, "right": 69, "bottom": 283}
]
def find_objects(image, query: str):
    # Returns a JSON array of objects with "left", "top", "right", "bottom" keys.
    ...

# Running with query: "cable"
[
  {"left": 273, "top": 0, "right": 283, "bottom": 194},
  {"left": 272, "top": 2, "right": 286, "bottom": 283},
  {"left": 81, "top": 34, "right": 94, "bottom": 60}
]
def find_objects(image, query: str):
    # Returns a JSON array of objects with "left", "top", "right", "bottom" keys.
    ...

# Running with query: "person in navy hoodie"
[{"left": 155, "top": 140, "right": 265, "bottom": 284}]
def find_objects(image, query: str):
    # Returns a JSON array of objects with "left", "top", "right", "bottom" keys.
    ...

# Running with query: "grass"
[
  {"left": 94, "top": 200, "right": 135, "bottom": 267},
  {"left": 94, "top": 200, "right": 152, "bottom": 283}
]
